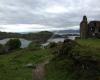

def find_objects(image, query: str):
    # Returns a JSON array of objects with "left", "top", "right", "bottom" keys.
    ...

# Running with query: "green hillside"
[
  {"left": 0, "top": 39, "right": 100, "bottom": 80},
  {"left": 0, "top": 48, "right": 52, "bottom": 80},
  {"left": 45, "top": 39, "right": 100, "bottom": 80}
]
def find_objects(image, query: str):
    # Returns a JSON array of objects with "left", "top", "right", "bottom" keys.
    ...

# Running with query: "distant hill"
[
  {"left": 53, "top": 29, "right": 79, "bottom": 34},
  {"left": 0, "top": 31, "right": 53, "bottom": 43}
]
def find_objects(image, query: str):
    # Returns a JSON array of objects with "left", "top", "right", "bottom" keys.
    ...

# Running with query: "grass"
[
  {"left": 76, "top": 38, "right": 100, "bottom": 48},
  {"left": 45, "top": 58, "right": 74, "bottom": 80},
  {"left": 0, "top": 48, "right": 52, "bottom": 80},
  {"left": 0, "top": 39, "right": 100, "bottom": 80},
  {"left": 45, "top": 39, "right": 100, "bottom": 80}
]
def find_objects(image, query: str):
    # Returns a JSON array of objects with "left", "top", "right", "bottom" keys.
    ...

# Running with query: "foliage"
[
  {"left": 48, "top": 42, "right": 57, "bottom": 48},
  {"left": 0, "top": 38, "right": 100, "bottom": 80},
  {"left": 5, "top": 39, "right": 21, "bottom": 51},
  {"left": 57, "top": 39, "right": 78, "bottom": 56},
  {"left": 0, "top": 44, "right": 5, "bottom": 54},
  {"left": 45, "top": 39, "right": 100, "bottom": 80}
]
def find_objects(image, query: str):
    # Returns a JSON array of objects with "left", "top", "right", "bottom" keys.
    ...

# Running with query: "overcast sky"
[{"left": 0, "top": 0, "right": 100, "bottom": 32}]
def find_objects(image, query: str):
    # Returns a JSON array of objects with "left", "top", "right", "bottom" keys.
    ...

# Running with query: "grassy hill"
[
  {"left": 45, "top": 39, "right": 100, "bottom": 80},
  {"left": 0, "top": 48, "right": 52, "bottom": 80},
  {"left": 0, "top": 39, "right": 100, "bottom": 80},
  {"left": 76, "top": 39, "right": 100, "bottom": 48}
]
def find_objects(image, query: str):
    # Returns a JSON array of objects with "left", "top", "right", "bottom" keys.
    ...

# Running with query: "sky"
[{"left": 0, "top": 0, "right": 100, "bottom": 33}]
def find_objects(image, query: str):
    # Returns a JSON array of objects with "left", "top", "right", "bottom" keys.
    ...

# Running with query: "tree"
[{"left": 5, "top": 39, "right": 21, "bottom": 50}]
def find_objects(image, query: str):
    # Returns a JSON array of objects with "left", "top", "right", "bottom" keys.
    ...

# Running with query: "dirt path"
[{"left": 32, "top": 61, "right": 49, "bottom": 80}]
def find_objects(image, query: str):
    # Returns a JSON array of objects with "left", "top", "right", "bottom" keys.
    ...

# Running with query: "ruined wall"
[
  {"left": 80, "top": 15, "right": 100, "bottom": 39},
  {"left": 88, "top": 21, "right": 100, "bottom": 38}
]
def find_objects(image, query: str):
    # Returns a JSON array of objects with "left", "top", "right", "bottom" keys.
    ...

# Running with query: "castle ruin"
[{"left": 80, "top": 16, "right": 100, "bottom": 39}]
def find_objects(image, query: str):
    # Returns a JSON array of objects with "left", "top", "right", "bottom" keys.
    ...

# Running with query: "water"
[
  {"left": 41, "top": 36, "right": 78, "bottom": 47},
  {"left": 0, "top": 38, "right": 32, "bottom": 48},
  {"left": 48, "top": 36, "right": 77, "bottom": 42},
  {"left": 67, "top": 36, "right": 77, "bottom": 40}
]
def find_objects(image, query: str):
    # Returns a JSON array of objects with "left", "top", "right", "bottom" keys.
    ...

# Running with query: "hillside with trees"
[{"left": 0, "top": 31, "right": 53, "bottom": 43}]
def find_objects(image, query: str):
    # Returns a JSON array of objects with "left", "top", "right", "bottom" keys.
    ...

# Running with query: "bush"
[
  {"left": 56, "top": 39, "right": 79, "bottom": 57},
  {"left": 0, "top": 44, "right": 5, "bottom": 54},
  {"left": 28, "top": 42, "right": 40, "bottom": 50},
  {"left": 5, "top": 39, "right": 21, "bottom": 51},
  {"left": 48, "top": 42, "right": 57, "bottom": 48}
]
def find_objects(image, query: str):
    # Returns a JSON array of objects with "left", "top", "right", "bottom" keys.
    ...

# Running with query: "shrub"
[
  {"left": 5, "top": 39, "right": 21, "bottom": 51},
  {"left": 0, "top": 44, "right": 5, "bottom": 54},
  {"left": 28, "top": 42, "right": 40, "bottom": 50},
  {"left": 56, "top": 39, "right": 79, "bottom": 57},
  {"left": 48, "top": 42, "right": 57, "bottom": 48}
]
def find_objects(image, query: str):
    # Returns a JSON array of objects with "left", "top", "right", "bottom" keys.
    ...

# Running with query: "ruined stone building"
[{"left": 80, "top": 16, "right": 100, "bottom": 39}]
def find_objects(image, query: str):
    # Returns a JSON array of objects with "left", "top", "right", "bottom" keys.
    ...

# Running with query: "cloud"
[
  {"left": 45, "top": 5, "right": 68, "bottom": 14},
  {"left": 0, "top": 24, "right": 79, "bottom": 33},
  {"left": 0, "top": 0, "right": 100, "bottom": 32}
]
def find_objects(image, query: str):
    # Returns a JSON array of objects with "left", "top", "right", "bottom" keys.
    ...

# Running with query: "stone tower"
[{"left": 80, "top": 16, "right": 88, "bottom": 39}]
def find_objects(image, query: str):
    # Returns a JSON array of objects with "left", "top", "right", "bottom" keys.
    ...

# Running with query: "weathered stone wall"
[{"left": 88, "top": 21, "right": 100, "bottom": 38}]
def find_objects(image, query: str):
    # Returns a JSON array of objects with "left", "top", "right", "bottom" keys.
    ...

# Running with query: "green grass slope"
[
  {"left": 45, "top": 39, "right": 100, "bottom": 80},
  {"left": 0, "top": 39, "right": 100, "bottom": 80},
  {"left": 0, "top": 49, "right": 52, "bottom": 80},
  {"left": 76, "top": 39, "right": 100, "bottom": 48}
]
